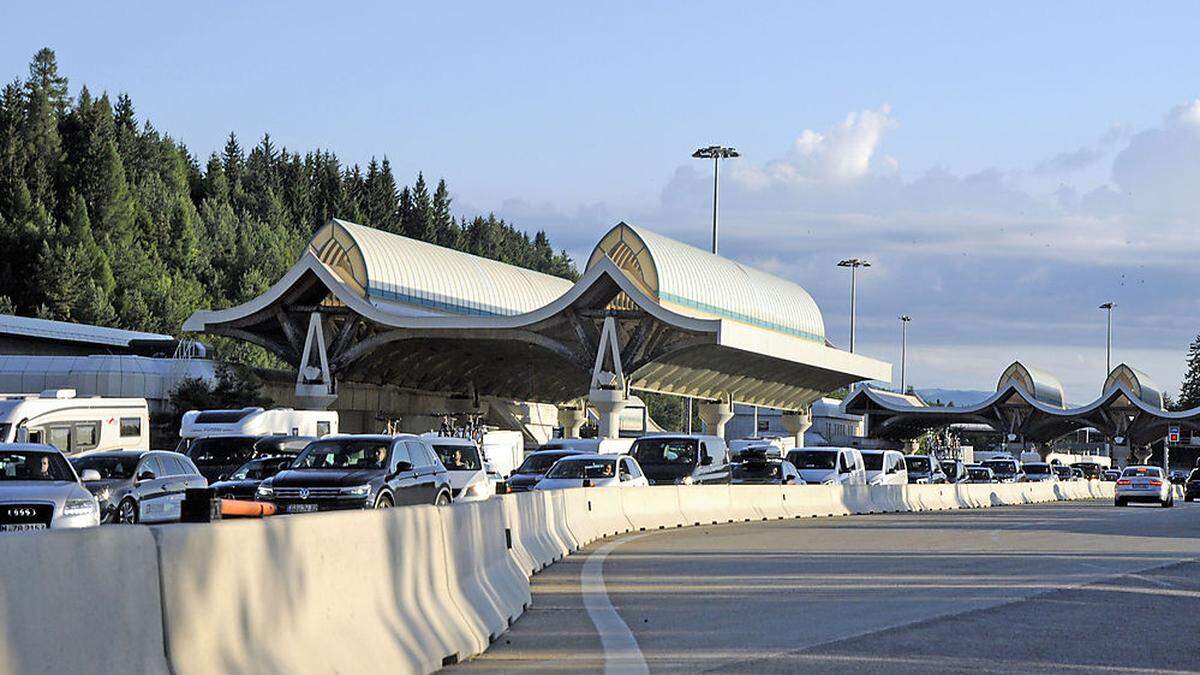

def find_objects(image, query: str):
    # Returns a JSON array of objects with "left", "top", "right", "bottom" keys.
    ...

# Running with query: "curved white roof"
[
  {"left": 310, "top": 219, "right": 573, "bottom": 317},
  {"left": 586, "top": 223, "right": 826, "bottom": 343}
]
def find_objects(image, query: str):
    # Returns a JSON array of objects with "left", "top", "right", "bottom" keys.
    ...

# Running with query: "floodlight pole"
[
  {"left": 899, "top": 315, "right": 911, "bottom": 392},
  {"left": 692, "top": 145, "right": 740, "bottom": 255},
  {"left": 838, "top": 259, "right": 871, "bottom": 353},
  {"left": 1100, "top": 302, "right": 1115, "bottom": 374}
]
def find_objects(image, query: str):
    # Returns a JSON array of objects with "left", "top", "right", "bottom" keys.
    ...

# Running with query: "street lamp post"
[
  {"left": 837, "top": 259, "right": 871, "bottom": 353},
  {"left": 692, "top": 145, "right": 740, "bottom": 255},
  {"left": 899, "top": 315, "right": 911, "bottom": 393},
  {"left": 1099, "top": 302, "right": 1115, "bottom": 374}
]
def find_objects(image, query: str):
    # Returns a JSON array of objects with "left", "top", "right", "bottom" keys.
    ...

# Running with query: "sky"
[{"left": 4, "top": 1, "right": 1200, "bottom": 401}]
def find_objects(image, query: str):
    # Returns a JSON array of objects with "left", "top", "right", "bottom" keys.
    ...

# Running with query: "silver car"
[
  {"left": 0, "top": 443, "right": 100, "bottom": 531},
  {"left": 1115, "top": 465, "right": 1173, "bottom": 507}
]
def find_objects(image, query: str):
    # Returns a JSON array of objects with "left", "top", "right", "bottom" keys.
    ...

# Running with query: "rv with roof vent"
[
  {"left": 0, "top": 389, "right": 149, "bottom": 455},
  {"left": 177, "top": 407, "right": 338, "bottom": 481}
]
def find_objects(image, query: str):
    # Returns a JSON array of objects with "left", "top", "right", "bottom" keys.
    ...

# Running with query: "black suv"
[
  {"left": 257, "top": 435, "right": 452, "bottom": 513},
  {"left": 1184, "top": 469, "right": 1200, "bottom": 502},
  {"left": 182, "top": 434, "right": 314, "bottom": 482},
  {"left": 629, "top": 434, "right": 731, "bottom": 485}
]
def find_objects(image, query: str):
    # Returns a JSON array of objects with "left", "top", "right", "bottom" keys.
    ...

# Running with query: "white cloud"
[{"left": 489, "top": 100, "right": 1200, "bottom": 396}]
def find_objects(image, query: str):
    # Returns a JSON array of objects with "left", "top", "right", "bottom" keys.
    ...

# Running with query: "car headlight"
[
  {"left": 256, "top": 484, "right": 274, "bottom": 498},
  {"left": 341, "top": 484, "right": 371, "bottom": 497},
  {"left": 677, "top": 475, "right": 695, "bottom": 485},
  {"left": 63, "top": 498, "right": 98, "bottom": 517}
]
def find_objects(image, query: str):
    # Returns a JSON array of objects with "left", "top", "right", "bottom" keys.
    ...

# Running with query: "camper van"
[
  {"left": 177, "top": 407, "right": 338, "bottom": 481},
  {"left": 0, "top": 389, "right": 149, "bottom": 455}
]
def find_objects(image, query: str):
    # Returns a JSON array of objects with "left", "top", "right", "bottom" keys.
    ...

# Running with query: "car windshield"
[
  {"left": 1025, "top": 464, "right": 1050, "bottom": 474},
  {"left": 941, "top": 461, "right": 957, "bottom": 474},
  {"left": 983, "top": 460, "right": 1016, "bottom": 475},
  {"left": 515, "top": 452, "right": 573, "bottom": 475},
  {"left": 631, "top": 438, "right": 698, "bottom": 466},
  {"left": 862, "top": 454, "right": 885, "bottom": 471},
  {"left": 229, "top": 456, "right": 293, "bottom": 481},
  {"left": 431, "top": 443, "right": 482, "bottom": 471},
  {"left": 967, "top": 468, "right": 990, "bottom": 479},
  {"left": 1121, "top": 466, "right": 1162, "bottom": 478},
  {"left": 187, "top": 436, "right": 259, "bottom": 466},
  {"left": 0, "top": 449, "right": 74, "bottom": 481},
  {"left": 546, "top": 458, "right": 616, "bottom": 479},
  {"left": 732, "top": 462, "right": 781, "bottom": 480},
  {"left": 907, "top": 457, "right": 931, "bottom": 472},
  {"left": 71, "top": 455, "right": 136, "bottom": 480},
  {"left": 293, "top": 439, "right": 390, "bottom": 470},
  {"left": 789, "top": 450, "right": 837, "bottom": 470}
]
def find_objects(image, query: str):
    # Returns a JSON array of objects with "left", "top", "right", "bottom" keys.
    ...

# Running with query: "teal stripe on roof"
[
  {"left": 659, "top": 291, "right": 824, "bottom": 343},
  {"left": 368, "top": 285, "right": 509, "bottom": 317}
]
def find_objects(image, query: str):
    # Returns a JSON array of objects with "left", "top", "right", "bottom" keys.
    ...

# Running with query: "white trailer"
[
  {"left": 480, "top": 430, "right": 524, "bottom": 478},
  {"left": 178, "top": 407, "right": 338, "bottom": 443},
  {"left": 0, "top": 389, "right": 149, "bottom": 455}
]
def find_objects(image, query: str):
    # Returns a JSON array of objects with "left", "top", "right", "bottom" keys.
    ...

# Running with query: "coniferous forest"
[{"left": 0, "top": 49, "right": 579, "bottom": 358}]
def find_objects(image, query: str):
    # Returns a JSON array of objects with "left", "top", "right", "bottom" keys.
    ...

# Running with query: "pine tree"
[
  {"left": 431, "top": 178, "right": 458, "bottom": 247},
  {"left": 404, "top": 172, "right": 433, "bottom": 241},
  {"left": 1177, "top": 334, "right": 1200, "bottom": 410}
]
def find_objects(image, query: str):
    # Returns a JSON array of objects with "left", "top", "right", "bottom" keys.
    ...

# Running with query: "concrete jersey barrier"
[
  {"left": 0, "top": 477, "right": 1119, "bottom": 675},
  {"left": 0, "top": 526, "right": 169, "bottom": 675}
]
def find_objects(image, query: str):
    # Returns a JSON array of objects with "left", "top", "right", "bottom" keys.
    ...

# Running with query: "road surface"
[{"left": 456, "top": 500, "right": 1200, "bottom": 673}]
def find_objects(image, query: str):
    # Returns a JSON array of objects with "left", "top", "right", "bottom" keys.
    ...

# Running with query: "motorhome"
[
  {"left": 0, "top": 389, "right": 149, "bottom": 455},
  {"left": 177, "top": 407, "right": 338, "bottom": 481},
  {"left": 178, "top": 407, "right": 338, "bottom": 445}
]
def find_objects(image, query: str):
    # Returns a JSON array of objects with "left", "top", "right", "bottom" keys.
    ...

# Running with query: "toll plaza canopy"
[
  {"left": 184, "top": 219, "right": 889, "bottom": 411},
  {"left": 844, "top": 361, "right": 1199, "bottom": 446}
]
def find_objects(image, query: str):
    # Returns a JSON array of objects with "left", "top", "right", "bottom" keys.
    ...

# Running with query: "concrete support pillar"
[
  {"left": 557, "top": 404, "right": 587, "bottom": 439},
  {"left": 698, "top": 400, "right": 735, "bottom": 439},
  {"left": 589, "top": 387, "right": 627, "bottom": 440},
  {"left": 780, "top": 409, "right": 812, "bottom": 448}
]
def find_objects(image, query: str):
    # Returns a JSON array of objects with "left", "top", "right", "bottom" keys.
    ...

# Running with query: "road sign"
[{"left": 1168, "top": 426, "right": 1180, "bottom": 443}]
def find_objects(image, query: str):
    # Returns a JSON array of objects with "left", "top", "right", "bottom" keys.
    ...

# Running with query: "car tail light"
[
  {"left": 1116, "top": 479, "right": 1131, "bottom": 485},
  {"left": 1149, "top": 479, "right": 1163, "bottom": 486}
]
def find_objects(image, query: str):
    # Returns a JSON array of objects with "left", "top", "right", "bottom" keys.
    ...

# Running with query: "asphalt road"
[{"left": 455, "top": 500, "right": 1200, "bottom": 673}]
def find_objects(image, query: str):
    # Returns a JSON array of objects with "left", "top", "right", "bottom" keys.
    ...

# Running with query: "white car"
[
  {"left": 785, "top": 447, "right": 867, "bottom": 486},
  {"left": 1115, "top": 465, "right": 1173, "bottom": 507},
  {"left": 532, "top": 454, "right": 649, "bottom": 490},
  {"left": 862, "top": 450, "right": 908, "bottom": 486},
  {"left": 1022, "top": 462, "right": 1057, "bottom": 482},
  {"left": 0, "top": 443, "right": 100, "bottom": 531},
  {"left": 425, "top": 436, "right": 494, "bottom": 502}
]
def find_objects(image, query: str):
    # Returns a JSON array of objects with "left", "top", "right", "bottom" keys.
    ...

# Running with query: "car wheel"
[
  {"left": 374, "top": 493, "right": 393, "bottom": 509},
  {"left": 1114, "top": 498, "right": 1125, "bottom": 507},
  {"left": 1163, "top": 496, "right": 1173, "bottom": 508},
  {"left": 1186, "top": 496, "right": 1194, "bottom": 502},
  {"left": 435, "top": 490, "right": 451, "bottom": 506},
  {"left": 116, "top": 498, "right": 139, "bottom": 524}
]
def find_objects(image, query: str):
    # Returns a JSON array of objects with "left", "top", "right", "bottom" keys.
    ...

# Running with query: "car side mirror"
[
  {"left": 393, "top": 461, "right": 413, "bottom": 475},
  {"left": 136, "top": 470, "right": 155, "bottom": 482},
  {"left": 80, "top": 468, "right": 101, "bottom": 482},
  {"left": 620, "top": 472, "right": 631, "bottom": 481},
  {"left": 217, "top": 473, "right": 228, "bottom": 481},
  {"left": 701, "top": 456, "right": 713, "bottom": 466}
]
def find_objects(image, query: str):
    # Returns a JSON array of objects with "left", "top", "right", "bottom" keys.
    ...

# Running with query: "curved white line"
[{"left": 582, "top": 536, "right": 649, "bottom": 674}]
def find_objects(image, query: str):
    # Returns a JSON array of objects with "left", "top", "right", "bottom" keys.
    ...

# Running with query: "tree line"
[{"left": 0, "top": 48, "right": 577, "bottom": 363}]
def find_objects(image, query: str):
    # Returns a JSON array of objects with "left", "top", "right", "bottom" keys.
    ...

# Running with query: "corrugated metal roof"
[
  {"left": 996, "top": 361, "right": 1065, "bottom": 408},
  {"left": 312, "top": 219, "right": 573, "bottom": 317},
  {"left": 586, "top": 223, "right": 826, "bottom": 343},
  {"left": 0, "top": 314, "right": 174, "bottom": 347}
]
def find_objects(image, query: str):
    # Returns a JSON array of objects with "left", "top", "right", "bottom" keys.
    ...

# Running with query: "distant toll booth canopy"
[
  {"left": 844, "top": 361, "right": 1200, "bottom": 465},
  {"left": 184, "top": 219, "right": 890, "bottom": 441}
]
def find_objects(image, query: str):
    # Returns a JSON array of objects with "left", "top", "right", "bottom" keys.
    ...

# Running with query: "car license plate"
[
  {"left": 1134, "top": 481, "right": 1148, "bottom": 488},
  {"left": 286, "top": 503, "right": 320, "bottom": 513},
  {"left": 0, "top": 523, "right": 47, "bottom": 532}
]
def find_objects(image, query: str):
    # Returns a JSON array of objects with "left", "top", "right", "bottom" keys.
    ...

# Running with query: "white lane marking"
[{"left": 582, "top": 536, "right": 649, "bottom": 675}]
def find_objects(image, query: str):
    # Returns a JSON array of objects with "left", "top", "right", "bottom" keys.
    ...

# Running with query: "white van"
[
  {"left": 785, "top": 447, "right": 866, "bottom": 485},
  {"left": 178, "top": 407, "right": 338, "bottom": 443},
  {"left": 538, "top": 437, "right": 635, "bottom": 455},
  {"left": 422, "top": 435, "right": 494, "bottom": 502},
  {"left": 862, "top": 450, "right": 908, "bottom": 486},
  {"left": 480, "top": 430, "right": 526, "bottom": 479},
  {"left": 0, "top": 389, "right": 149, "bottom": 456}
]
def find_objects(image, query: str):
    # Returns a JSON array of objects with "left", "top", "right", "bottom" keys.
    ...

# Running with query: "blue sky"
[{"left": 5, "top": 2, "right": 1200, "bottom": 399}]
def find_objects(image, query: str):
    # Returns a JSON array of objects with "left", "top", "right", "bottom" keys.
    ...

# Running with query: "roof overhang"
[{"left": 185, "top": 253, "right": 889, "bottom": 410}]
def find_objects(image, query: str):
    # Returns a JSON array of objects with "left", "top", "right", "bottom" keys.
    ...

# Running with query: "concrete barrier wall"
[
  {"left": 0, "top": 527, "right": 169, "bottom": 675},
  {"left": 1, "top": 478, "right": 1121, "bottom": 675}
]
